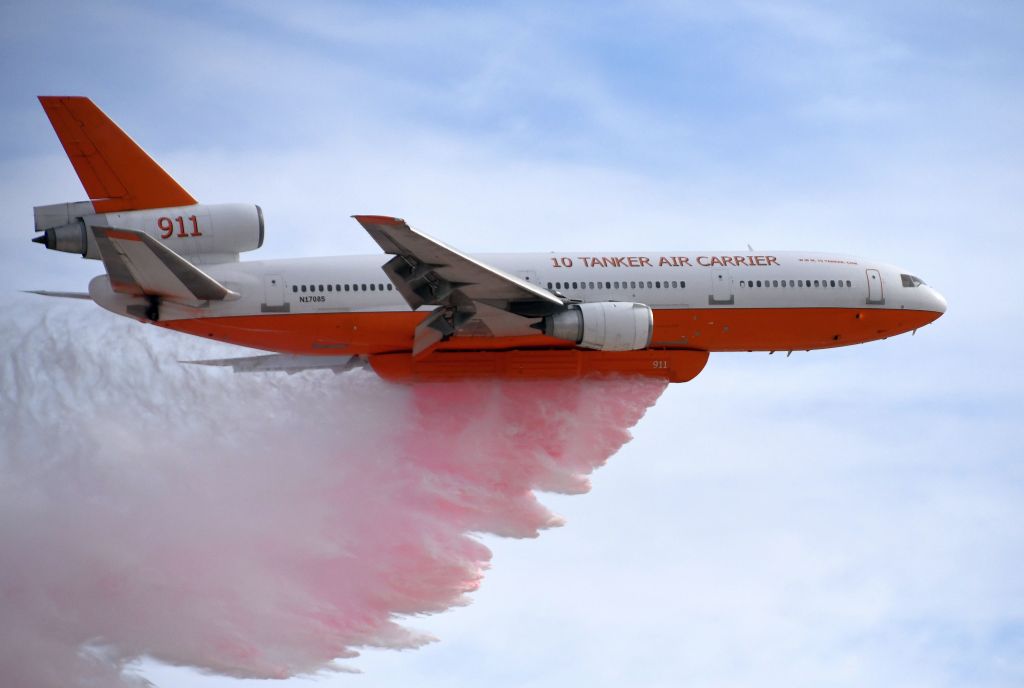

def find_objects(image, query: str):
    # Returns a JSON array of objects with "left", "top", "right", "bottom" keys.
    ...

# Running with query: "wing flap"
[{"left": 92, "top": 226, "right": 238, "bottom": 303}]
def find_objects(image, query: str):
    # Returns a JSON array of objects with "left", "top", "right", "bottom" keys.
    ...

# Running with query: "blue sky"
[{"left": 0, "top": 1, "right": 1021, "bottom": 686}]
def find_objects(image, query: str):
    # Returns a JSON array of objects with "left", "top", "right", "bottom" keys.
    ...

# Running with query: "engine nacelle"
[
  {"left": 33, "top": 202, "right": 264, "bottom": 264},
  {"left": 540, "top": 302, "right": 653, "bottom": 351}
]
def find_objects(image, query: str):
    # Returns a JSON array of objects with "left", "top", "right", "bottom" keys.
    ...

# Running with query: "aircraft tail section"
[{"left": 38, "top": 96, "right": 197, "bottom": 213}]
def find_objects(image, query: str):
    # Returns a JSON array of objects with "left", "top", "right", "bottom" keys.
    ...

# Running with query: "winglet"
[{"left": 38, "top": 96, "right": 197, "bottom": 213}]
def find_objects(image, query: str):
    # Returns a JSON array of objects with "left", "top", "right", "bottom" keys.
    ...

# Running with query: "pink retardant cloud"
[{"left": 0, "top": 303, "right": 665, "bottom": 685}]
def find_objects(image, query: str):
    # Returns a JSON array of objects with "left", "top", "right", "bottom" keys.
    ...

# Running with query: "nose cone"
[{"left": 928, "top": 287, "right": 947, "bottom": 315}]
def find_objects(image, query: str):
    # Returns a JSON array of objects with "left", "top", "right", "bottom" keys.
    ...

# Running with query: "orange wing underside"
[{"left": 38, "top": 96, "right": 197, "bottom": 213}]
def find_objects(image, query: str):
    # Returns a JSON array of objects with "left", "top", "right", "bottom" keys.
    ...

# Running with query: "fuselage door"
[
  {"left": 865, "top": 268, "right": 884, "bottom": 305},
  {"left": 709, "top": 269, "right": 734, "bottom": 305},
  {"left": 262, "top": 274, "right": 289, "bottom": 313}
]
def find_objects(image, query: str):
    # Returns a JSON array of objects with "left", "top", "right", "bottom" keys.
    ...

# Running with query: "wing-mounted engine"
[
  {"left": 539, "top": 302, "right": 654, "bottom": 351},
  {"left": 32, "top": 202, "right": 264, "bottom": 264}
]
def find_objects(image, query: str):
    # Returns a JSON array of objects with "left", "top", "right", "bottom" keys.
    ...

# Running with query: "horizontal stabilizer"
[
  {"left": 38, "top": 96, "right": 197, "bottom": 213},
  {"left": 182, "top": 354, "right": 364, "bottom": 374},
  {"left": 23, "top": 290, "right": 91, "bottom": 300},
  {"left": 92, "top": 226, "right": 238, "bottom": 303}
]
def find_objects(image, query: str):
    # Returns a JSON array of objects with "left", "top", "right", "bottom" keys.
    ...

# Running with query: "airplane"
[{"left": 29, "top": 96, "right": 946, "bottom": 383}]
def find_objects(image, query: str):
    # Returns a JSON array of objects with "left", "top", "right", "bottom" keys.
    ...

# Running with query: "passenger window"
[
  {"left": 572, "top": 282, "right": 578, "bottom": 289},
  {"left": 327, "top": 284, "right": 333, "bottom": 292},
  {"left": 597, "top": 282, "right": 603, "bottom": 289},
  {"left": 672, "top": 281, "right": 678, "bottom": 288},
  {"left": 301, "top": 285, "right": 307, "bottom": 292},
  {"left": 292, "top": 285, "right": 298, "bottom": 293},
  {"left": 387, "top": 284, "right": 393, "bottom": 291},
  {"left": 647, "top": 281, "right": 653, "bottom": 288},
  {"left": 798, "top": 280, "right": 803, "bottom": 287},
  {"left": 847, "top": 280, "right": 852, "bottom": 287},
  {"left": 630, "top": 281, "right": 636, "bottom": 289},
  {"left": 614, "top": 281, "right": 620, "bottom": 289},
  {"left": 361, "top": 284, "right": 367, "bottom": 291},
  {"left": 829, "top": 280, "right": 835, "bottom": 287},
  {"left": 813, "top": 280, "right": 819, "bottom": 287}
]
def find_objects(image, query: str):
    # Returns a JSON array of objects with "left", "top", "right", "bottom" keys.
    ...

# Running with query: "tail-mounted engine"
[
  {"left": 539, "top": 302, "right": 654, "bottom": 351},
  {"left": 32, "top": 202, "right": 264, "bottom": 264}
]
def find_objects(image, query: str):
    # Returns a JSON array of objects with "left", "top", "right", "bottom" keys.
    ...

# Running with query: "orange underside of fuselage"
[{"left": 161, "top": 307, "right": 939, "bottom": 382}]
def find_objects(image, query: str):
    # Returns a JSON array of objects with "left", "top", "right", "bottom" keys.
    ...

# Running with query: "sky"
[{"left": 0, "top": 1, "right": 1022, "bottom": 686}]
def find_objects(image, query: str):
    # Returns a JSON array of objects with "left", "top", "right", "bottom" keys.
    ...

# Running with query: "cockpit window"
[{"left": 901, "top": 274, "right": 925, "bottom": 288}]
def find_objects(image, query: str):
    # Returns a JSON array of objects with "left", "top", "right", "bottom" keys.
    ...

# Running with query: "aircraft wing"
[
  {"left": 24, "top": 290, "right": 91, "bottom": 299},
  {"left": 183, "top": 354, "right": 363, "bottom": 374},
  {"left": 92, "top": 226, "right": 238, "bottom": 304},
  {"left": 353, "top": 215, "right": 563, "bottom": 354}
]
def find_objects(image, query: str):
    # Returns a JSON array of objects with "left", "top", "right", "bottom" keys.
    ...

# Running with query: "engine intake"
[{"left": 540, "top": 302, "right": 653, "bottom": 351}]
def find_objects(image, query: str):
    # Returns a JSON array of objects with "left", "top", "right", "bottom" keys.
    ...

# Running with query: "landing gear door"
[
  {"left": 709, "top": 269, "right": 734, "bottom": 305},
  {"left": 865, "top": 269, "right": 884, "bottom": 305},
  {"left": 262, "top": 274, "right": 289, "bottom": 313}
]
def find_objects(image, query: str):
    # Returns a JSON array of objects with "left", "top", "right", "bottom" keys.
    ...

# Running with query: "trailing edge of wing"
[
  {"left": 92, "top": 226, "right": 238, "bottom": 303},
  {"left": 182, "top": 354, "right": 363, "bottom": 374}
]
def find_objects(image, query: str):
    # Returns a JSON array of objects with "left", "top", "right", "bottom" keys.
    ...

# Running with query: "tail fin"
[{"left": 38, "top": 96, "right": 197, "bottom": 213}]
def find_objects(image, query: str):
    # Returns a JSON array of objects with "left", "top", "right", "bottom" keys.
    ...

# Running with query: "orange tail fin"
[{"left": 38, "top": 96, "right": 197, "bottom": 213}]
